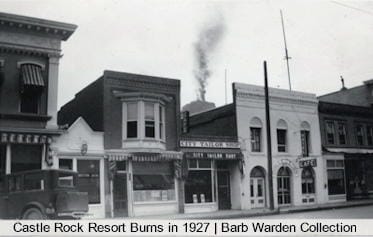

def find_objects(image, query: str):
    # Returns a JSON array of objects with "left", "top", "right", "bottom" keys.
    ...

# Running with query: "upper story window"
[
  {"left": 325, "top": 121, "right": 336, "bottom": 145},
  {"left": 301, "top": 122, "right": 311, "bottom": 157},
  {"left": 127, "top": 103, "right": 138, "bottom": 138},
  {"left": 19, "top": 63, "right": 45, "bottom": 114},
  {"left": 250, "top": 117, "right": 262, "bottom": 152},
  {"left": 366, "top": 125, "right": 373, "bottom": 146},
  {"left": 145, "top": 103, "right": 155, "bottom": 138},
  {"left": 277, "top": 119, "right": 288, "bottom": 153},
  {"left": 337, "top": 122, "right": 347, "bottom": 145},
  {"left": 356, "top": 124, "right": 365, "bottom": 146}
]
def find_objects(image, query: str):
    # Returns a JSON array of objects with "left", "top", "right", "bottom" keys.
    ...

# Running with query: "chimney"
[{"left": 340, "top": 76, "right": 347, "bottom": 90}]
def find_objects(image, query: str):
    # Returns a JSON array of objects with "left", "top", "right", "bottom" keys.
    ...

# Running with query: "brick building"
[
  {"left": 318, "top": 80, "right": 373, "bottom": 202},
  {"left": 58, "top": 70, "right": 183, "bottom": 217},
  {"left": 0, "top": 12, "right": 76, "bottom": 176}
]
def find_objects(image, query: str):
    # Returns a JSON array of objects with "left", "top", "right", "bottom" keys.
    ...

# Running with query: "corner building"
[
  {"left": 233, "top": 83, "right": 327, "bottom": 209},
  {"left": 58, "top": 71, "right": 182, "bottom": 217},
  {"left": 0, "top": 12, "right": 76, "bottom": 176}
]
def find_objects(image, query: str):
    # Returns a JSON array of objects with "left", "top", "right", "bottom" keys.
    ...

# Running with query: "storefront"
[
  {"left": 106, "top": 151, "right": 182, "bottom": 217},
  {"left": 53, "top": 117, "right": 108, "bottom": 219},
  {"left": 180, "top": 139, "right": 242, "bottom": 213}
]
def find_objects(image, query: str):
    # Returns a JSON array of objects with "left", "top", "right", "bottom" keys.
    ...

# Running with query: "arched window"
[
  {"left": 300, "top": 121, "right": 311, "bottom": 157},
  {"left": 277, "top": 167, "right": 291, "bottom": 205},
  {"left": 250, "top": 117, "right": 262, "bottom": 152},
  {"left": 277, "top": 119, "right": 288, "bottom": 152},
  {"left": 250, "top": 166, "right": 265, "bottom": 207},
  {"left": 301, "top": 167, "right": 315, "bottom": 194}
]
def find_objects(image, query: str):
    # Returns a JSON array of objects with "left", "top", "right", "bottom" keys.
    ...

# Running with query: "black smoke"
[{"left": 194, "top": 14, "right": 226, "bottom": 101}]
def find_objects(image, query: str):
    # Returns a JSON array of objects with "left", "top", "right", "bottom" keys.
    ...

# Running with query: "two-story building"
[
  {"left": 0, "top": 12, "right": 76, "bottom": 176},
  {"left": 318, "top": 80, "right": 373, "bottom": 202},
  {"left": 233, "top": 83, "right": 327, "bottom": 210},
  {"left": 57, "top": 70, "right": 183, "bottom": 218}
]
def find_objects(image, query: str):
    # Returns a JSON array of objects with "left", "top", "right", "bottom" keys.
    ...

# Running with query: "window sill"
[
  {"left": 133, "top": 200, "right": 177, "bottom": 205},
  {"left": 0, "top": 113, "right": 51, "bottom": 121}
]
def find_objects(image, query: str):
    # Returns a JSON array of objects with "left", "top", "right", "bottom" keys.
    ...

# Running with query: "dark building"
[
  {"left": 180, "top": 104, "right": 242, "bottom": 213},
  {"left": 0, "top": 12, "right": 76, "bottom": 175},
  {"left": 319, "top": 80, "right": 373, "bottom": 202},
  {"left": 58, "top": 70, "right": 183, "bottom": 217}
]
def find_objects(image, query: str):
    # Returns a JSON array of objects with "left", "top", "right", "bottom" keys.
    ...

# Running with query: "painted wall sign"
[
  {"left": 299, "top": 159, "right": 317, "bottom": 168},
  {"left": 180, "top": 140, "right": 240, "bottom": 149},
  {"left": 184, "top": 152, "right": 240, "bottom": 159}
]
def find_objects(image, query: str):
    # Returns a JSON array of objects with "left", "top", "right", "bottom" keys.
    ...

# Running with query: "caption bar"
[{"left": 0, "top": 219, "right": 372, "bottom": 236}]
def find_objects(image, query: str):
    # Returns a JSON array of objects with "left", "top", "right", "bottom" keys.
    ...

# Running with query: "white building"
[{"left": 233, "top": 83, "right": 328, "bottom": 210}]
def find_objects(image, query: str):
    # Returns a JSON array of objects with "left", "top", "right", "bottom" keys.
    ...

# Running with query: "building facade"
[
  {"left": 318, "top": 80, "right": 373, "bottom": 202},
  {"left": 180, "top": 104, "right": 243, "bottom": 213},
  {"left": 0, "top": 13, "right": 76, "bottom": 176},
  {"left": 58, "top": 71, "right": 183, "bottom": 217},
  {"left": 233, "top": 83, "right": 327, "bottom": 210}
]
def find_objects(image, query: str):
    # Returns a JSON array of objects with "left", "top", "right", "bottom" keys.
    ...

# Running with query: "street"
[{"left": 251, "top": 205, "right": 373, "bottom": 219}]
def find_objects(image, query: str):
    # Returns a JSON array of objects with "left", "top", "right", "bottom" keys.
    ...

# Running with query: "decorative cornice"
[
  {"left": 0, "top": 12, "right": 77, "bottom": 41},
  {"left": 0, "top": 43, "right": 61, "bottom": 58},
  {"left": 112, "top": 91, "right": 173, "bottom": 103}
]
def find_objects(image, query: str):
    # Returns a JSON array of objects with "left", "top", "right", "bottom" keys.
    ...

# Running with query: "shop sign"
[
  {"left": 180, "top": 140, "right": 240, "bottom": 149},
  {"left": 299, "top": 159, "right": 317, "bottom": 168},
  {"left": 184, "top": 152, "right": 240, "bottom": 159}
]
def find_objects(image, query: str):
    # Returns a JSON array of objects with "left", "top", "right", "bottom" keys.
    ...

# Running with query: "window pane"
[
  {"left": 188, "top": 159, "right": 197, "bottom": 169},
  {"left": 0, "top": 145, "right": 5, "bottom": 176},
  {"left": 338, "top": 122, "right": 347, "bottom": 145},
  {"left": 77, "top": 160, "right": 100, "bottom": 204},
  {"left": 58, "top": 173, "right": 75, "bottom": 188},
  {"left": 277, "top": 129, "right": 287, "bottom": 152},
  {"left": 59, "top": 159, "right": 73, "bottom": 170},
  {"left": 367, "top": 126, "right": 373, "bottom": 146},
  {"left": 145, "top": 121, "right": 155, "bottom": 138},
  {"left": 145, "top": 103, "right": 155, "bottom": 120},
  {"left": 251, "top": 127, "right": 261, "bottom": 152},
  {"left": 327, "top": 160, "right": 335, "bottom": 168},
  {"left": 198, "top": 159, "right": 211, "bottom": 168},
  {"left": 11, "top": 145, "right": 42, "bottom": 172},
  {"left": 327, "top": 169, "right": 345, "bottom": 195},
  {"left": 185, "top": 170, "right": 213, "bottom": 203},
  {"left": 301, "top": 130, "right": 310, "bottom": 157},
  {"left": 127, "top": 103, "right": 138, "bottom": 120},
  {"left": 326, "top": 121, "right": 335, "bottom": 144},
  {"left": 20, "top": 88, "right": 41, "bottom": 114},
  {"left": 127, "top": 121, "right": 137, "bottom": 138},
  {"left": 356, "top": 125, "right": 365, "bottom": 146},
  {"left": 24, "top": 173, "right": 44, "bottom": 191},
  {"left": 116, "top": 161, "right": 126, "bottom": 171}
]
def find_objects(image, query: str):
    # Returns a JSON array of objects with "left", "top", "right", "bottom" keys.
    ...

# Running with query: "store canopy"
[
  {"left": 326, "top": 148, "right": 373, "bottom": 154},
  {"left": 106, "top": 150, "right": 183, "bottom": 162},
  {"left": 21, "top": 64, "right": 45, "bottom": 87}
]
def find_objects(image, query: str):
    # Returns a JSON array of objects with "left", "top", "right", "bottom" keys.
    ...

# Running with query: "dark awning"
[{"left": 21, "top": 64, "right": 45, "bottom": 87}]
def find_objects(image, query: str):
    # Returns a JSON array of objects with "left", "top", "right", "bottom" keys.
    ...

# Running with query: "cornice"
[
  {"left": 0, "top": 43, "right": 61, "bottom": 58},
  {"left": 0, "top": 12, "right": 77, "bottom": 41},
  {"left": 236, "top": 91, "right": 318, "bottom": 107}
]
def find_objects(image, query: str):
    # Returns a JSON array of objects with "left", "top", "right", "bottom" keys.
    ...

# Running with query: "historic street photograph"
[{"left": 1, "top": 0, "right": 373, "bottom": 221}]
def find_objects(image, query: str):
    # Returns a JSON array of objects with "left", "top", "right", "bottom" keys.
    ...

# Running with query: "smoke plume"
[{"left": 194, "top": 14, "right": 226, "bottom": 101}]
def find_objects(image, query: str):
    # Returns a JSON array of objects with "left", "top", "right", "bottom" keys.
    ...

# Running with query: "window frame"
[
  {"left": 356, "top": 124, "right": 365, "bottom": 146},
  {"left": 301, "top": 130, "right": 310, "bottom": 157},
  {"left": 250, "top": 127, "right": 262, "bottom": 152},
  {"left": 325, "top": 120, "right": 336, "bottom": 145},
  {"left": 326, "top": 159, "right": 346, "bottom": 195},
  {"left": 277, "top": 129, "right": 287, "bottom": 153}
]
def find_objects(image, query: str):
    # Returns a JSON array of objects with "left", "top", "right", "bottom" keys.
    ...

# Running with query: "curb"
[{"left": 280, "top": 201, "right": 373, "bottom": 214}]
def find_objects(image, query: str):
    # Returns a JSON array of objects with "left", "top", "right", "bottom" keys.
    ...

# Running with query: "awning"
[
  {"left": 106, "top": 151, "right": 183, "bottom": 162},
  {"left": 21, "top": 64, "right": 45, "bottom": 87},
  {"left": 182, "top": 148, "right": 242, "bottom": 160},
  {"left": 326, "top": 148, "right": 373, "bottom": 154}
]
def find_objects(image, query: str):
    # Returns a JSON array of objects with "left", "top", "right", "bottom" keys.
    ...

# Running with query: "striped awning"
[
  {"left": 106, "top": 151, "right": 183, "bottom": 162},
  {"left": 21, "top": 64, "right": 45, "bottom": 87}
]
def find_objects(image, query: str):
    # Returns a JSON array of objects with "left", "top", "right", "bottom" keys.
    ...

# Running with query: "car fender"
[{"left": 21, "top": 202, "right": 46, "bottom": 217}]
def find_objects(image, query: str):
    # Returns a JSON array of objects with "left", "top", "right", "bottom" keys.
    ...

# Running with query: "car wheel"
[{"left": 22, "top": 207, "right": 46, "bottom": 220}]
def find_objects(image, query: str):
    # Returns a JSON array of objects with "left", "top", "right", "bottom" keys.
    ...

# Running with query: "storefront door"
[
  {"left": 345, "top": 158, "right": 368, "bottom": 200},
  {"left": 277, "top": 167, "right": 291, "bottom": 205},
  {"left": 113, "top": 173, "right": 128, "bottom": 217},
  {"left": 250, "top": 177, "right": 265, "bottom": 208},
  {"left": 217, "top": 171, "right": 231, "bottom": 210}
]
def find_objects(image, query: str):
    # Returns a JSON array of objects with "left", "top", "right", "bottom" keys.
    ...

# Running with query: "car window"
[
  {"left": 58, "top": 173, "right": 75, "bottom": 188},
  {"left": 24, "top": 173, "right": 44, "bottom": 191},
  {"left": 0, "top": 176, "right": 4, "bottom": 193},
  {"left": 8, "top": 176, "right": 22, "bottom": 192}
]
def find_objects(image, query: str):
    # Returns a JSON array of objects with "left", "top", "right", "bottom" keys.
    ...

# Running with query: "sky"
[{"left": 1, "top": 0, "right": 373, "bottom": 109}]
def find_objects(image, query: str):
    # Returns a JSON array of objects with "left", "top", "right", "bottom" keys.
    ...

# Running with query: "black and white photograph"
[{"left": 1, "top": 0, "right": 373, "bottom": 236}]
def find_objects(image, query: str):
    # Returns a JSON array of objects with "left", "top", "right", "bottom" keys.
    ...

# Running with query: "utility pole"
[
  {"left": 264, "top": 61, "right": 274, "bottom": 210},
  {"left": 224, "top": 69, "right": 228, "bottom": 104},
  {"left": 280, "top": 10, "right": 292, "bottom": 91}
]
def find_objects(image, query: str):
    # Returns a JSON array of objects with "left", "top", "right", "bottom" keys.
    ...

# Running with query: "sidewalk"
[{"left": 139, "top": 199, "right": 373, "bottom": 219}]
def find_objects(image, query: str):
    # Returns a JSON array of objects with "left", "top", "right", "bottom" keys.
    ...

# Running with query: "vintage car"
[{"left": 0, "top": 169, "right": 89, "bottom": 219}]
